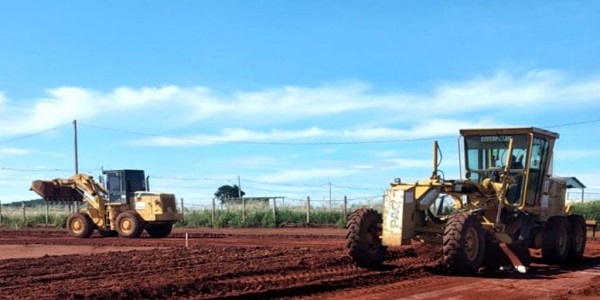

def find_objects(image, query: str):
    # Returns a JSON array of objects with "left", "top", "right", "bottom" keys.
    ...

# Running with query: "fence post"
[
  {"left": 306, "top": 196, "right": 311, "bottom": 224},
  {"left": 212, "top": 198, "right": 216, "bottom": 228},
  {"left": 242, "top": 197, "right": 246, "bottom": 222},
  {"left": 272, "top": 197, "right": 277, "bottom": 225},
  {"left": 343, "top": 195, "right": 347, "bottom": 220},
  {"left": 45, "top": 201, "right": 49, "bottom": 227},
  {"left": 22, "top": 201, "right": 26, "bottom": 225},
  {"left": 180, "top": 198, "right": 185, "bottom": 221}
]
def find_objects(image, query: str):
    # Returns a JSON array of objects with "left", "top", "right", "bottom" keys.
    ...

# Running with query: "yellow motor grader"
[
  {"left": 31, "top": 169, "right": 182, "bottom": 238},
  {"left": 346, "top": 127, "right": 587, "bottom": 274}
]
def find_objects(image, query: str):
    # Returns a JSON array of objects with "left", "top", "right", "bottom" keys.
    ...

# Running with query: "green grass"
[
  {"left": 0, "top": 206, "right": 68, "bottom": 228},
  {"left": 176, "top": 205, "right": 348, "bottom": 228},
  {"left": 570, "top": 201, "right": 600, "bottom": 223}
]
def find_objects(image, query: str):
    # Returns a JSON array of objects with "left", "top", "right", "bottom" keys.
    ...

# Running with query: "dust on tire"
[
  {"left": 442, "top": 212, "right": 485, "bottom": 274},
  {"left": 345, "top": 208, "right": 386, "bottom": 268}
]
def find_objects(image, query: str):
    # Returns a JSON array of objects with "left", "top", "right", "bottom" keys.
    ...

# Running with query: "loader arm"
[{"left": 31, "top": 174, "right": 110, "bottom": 223}]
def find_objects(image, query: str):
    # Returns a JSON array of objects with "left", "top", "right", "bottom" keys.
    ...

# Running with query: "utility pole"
[
  {"left": 73, "top": 120, "right": 79, "bottom": 211},
  {"left": 73, "top": 120, "right": 79, "bottom": 174},
  {"left": 237, "top": 176, "right": 242, "bottom": 199},
  {"left": 239, "top": 176, "right": 245, "bottom": 222}
]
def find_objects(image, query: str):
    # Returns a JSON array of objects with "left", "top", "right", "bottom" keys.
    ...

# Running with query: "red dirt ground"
[{"left": 0, "top": 227, "right": 599, "bottom": 300}]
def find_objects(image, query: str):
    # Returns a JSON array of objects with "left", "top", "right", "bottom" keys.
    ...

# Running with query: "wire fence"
[
  {"left": 3, "top": 192, "right": 599, "bottom": 229},
  {"left": 0, "top": 201, "right": 76, "bottom": 228},
  {"left": 179, "top": 196, "right": 383, "bottom": 227},
  {"left": 566, "top": 191, "right": 600, "bottom": 203},
  {"left": 0, "top": 195, "right": 384, "bottom": 228}
]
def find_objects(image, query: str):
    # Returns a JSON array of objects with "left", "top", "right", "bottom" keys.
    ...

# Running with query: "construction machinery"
[
  {"left": 346, "top": 127, "right": 587, "bottom": 274},
  {"left": 31, "top": 169, "right": 182, "bottom": 238}
]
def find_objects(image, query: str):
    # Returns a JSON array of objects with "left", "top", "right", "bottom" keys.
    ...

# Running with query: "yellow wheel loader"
[
  {"left": 346, "top": 127, "right": 587, "bottom": 274},
  {"left": 31, "top": 169, "right": 182, "bottom": 238}
]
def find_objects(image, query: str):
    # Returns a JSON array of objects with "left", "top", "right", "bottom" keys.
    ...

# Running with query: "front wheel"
[
  {"left": 116, "top": 211, "right": 145, "bottom": 238},
  {"left": 66, "top": 213, "right": 94, "bottom": 238},
  {"left": 443, "top": 212, "right": 485, "bottom": 274},
  {"left": 345, "top": 208, "right": 386, "bottom": 268}
]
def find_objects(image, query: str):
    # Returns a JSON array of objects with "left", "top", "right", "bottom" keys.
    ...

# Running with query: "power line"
[
  {"left": 0, "top": 178, "right": 33, "bottom": 182},
  {"left": 544, "top": 118, "right": 600, "bottom": 129},
  {"left": 0, "top": 123, "right": 71, "bottom": 144},
  {"left": 149, "top": 175, "right": 234, "bottom": 182},
  {"left": 78, "top": 122, "right": 457, "bottom": 145},
  {"left": 1, "top": 167, "right": 73, "bottom": 172},
  {"left": 2, "top": 118, "right": 598, "bottom": 148},
  {"left": 79, "top": 119, "right": 600, "bottom": 146},
  {"left": 0, "top": 167, "right": 101, "bottom": 173},
  {"left": 330, "top": 183, "right": 384, "bottom": 191},
  {"left": 242, "top": 178, "right": 326, "bottom": 187}
]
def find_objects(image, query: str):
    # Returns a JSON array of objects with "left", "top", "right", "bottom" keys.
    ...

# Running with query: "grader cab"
[
  {"left": 31, "top": 169, "right": 182, "bottom": 238},
  {"left": 346, "top": 127, "right": 587, "bottom": 274}
]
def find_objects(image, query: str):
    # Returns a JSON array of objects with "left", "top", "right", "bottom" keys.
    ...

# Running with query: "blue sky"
[{"left": 1, "top": 1, "right": 599, "bottom": 206}]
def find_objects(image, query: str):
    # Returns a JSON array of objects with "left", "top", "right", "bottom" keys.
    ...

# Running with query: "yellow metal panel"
[{"left": 382, "top": 185, "right": 415, "bottom": 246}]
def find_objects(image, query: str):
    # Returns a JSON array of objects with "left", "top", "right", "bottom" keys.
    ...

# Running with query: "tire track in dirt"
[
  {"left": 0, "top": 241, "right": 442, "bottom": 300},
  {"left": 2, "top": 228, "right": 599, "bottom": 300}
]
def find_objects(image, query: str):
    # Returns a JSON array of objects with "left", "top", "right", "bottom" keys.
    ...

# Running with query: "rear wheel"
[
  {"left": 116, "top": 211, "right": 145, "bottom": 238},
  {"left": 66, "top": 213, "right": 94, "bottom": 238},
  {"left": 146, "top": 223, "right": 173, "bottom": 238},
  {"left": 443, "top": 212, "right": 485, "bottom": 274},
  {"left": 542, "top": 216, "right": 571, "bottom": 264},
  {"left": 567, "top": 215, "right": 586, "bottom": 261},
  {"left": 346, "top": 208, "right": 386, "bottom": 268}
]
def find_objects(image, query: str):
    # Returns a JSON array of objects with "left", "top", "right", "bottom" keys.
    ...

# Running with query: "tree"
[{"left": 214, "top": 185, "right": 246, "bottom": 204}]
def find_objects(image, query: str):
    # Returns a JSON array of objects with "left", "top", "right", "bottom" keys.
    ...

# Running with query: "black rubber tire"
[
  {"left": 116, "top": 211, "right": 145, "bottom": 238},
  {"left": 345, "top": 208, "right": 386, "bottom": 268},
  {"left": 567, "top": 215, "right": 587, "bottom": 261},
  {"left": 98, "top": 230, "right": 119, "bottom": 237},
  {"left": 66, "top": 213, "right": 94, "bottom": 238},
  {"left": 443, "top": 212, "right": 485, "bottom": 274},
  {"left": 146, "top": 223, "right": 173, "bottom": 238},
  {"left": 542, "top": 216, "right": 571, "bottom": 264}
]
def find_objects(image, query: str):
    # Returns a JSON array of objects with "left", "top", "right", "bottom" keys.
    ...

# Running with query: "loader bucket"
[{"left": 30, "top": 180, "right": 83, "bottom": 202}]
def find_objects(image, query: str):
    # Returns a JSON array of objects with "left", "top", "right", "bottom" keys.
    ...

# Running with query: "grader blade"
[
  {"left": 30, "top": 180, "right": 83, "bottom": 202},
  {"left": 499, "top": 243, "right": 528, "bottom": 273},
  {"left": 485, "top": 241, "right": 531, "bottom": 273}
]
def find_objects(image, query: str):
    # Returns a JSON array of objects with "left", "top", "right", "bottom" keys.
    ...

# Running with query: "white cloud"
[
  {"left": 1, "top": 69, "right": 599, "bottom": 141},
  {"left": 128, "top": 118, "right": 499, "bottom": 147},
  {"left": 0, "top": 147, "right": 32, "bottom": 156},
  {"left": 0, "top": 91, "right": 8, "bottom": 112},
  {"left": 383, "top": 158, "right": 432, "bottom": 169},
  {"left": 350, "top": 165, "right": 375, "bottom": 170}
]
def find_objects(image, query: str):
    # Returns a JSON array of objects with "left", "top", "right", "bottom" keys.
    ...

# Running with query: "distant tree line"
[{"left": 214, "top": 184, "right": 246, "bottom": 204}]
